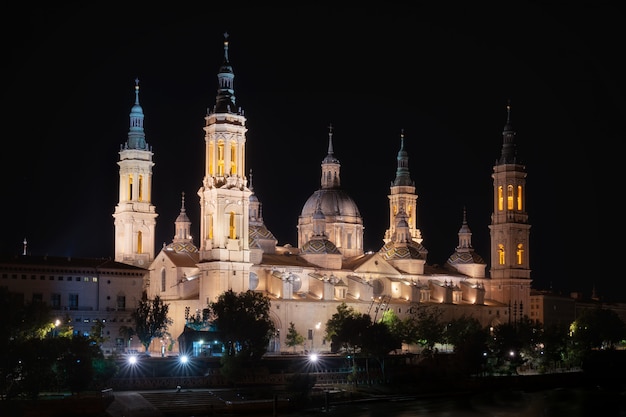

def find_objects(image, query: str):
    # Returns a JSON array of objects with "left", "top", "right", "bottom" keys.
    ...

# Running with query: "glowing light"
[
  {"left": 179, "top": 355, "right": 189, "bottom": 364},
  {"left": 309, "top": 353, "right": 319, "bottom": 362},
  {"left": 128, "top": 355, "right": 138, "bottom": 365}
]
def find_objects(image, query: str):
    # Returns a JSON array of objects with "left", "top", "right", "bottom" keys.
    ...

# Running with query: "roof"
[{"left": 0, "top": 254, "right": 147, "bottom": 272}]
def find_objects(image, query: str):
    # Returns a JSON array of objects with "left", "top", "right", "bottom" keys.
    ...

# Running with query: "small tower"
[
  {"left": 113, "top": 79, "right": 157, "bottom": 267},
  {"left": 385, "top": 130, "right": 422, "bottom": 244}
]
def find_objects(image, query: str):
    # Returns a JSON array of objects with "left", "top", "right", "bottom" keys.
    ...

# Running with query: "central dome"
[{"left": 300, "top": 189, "right": 361, "bottom": 219}]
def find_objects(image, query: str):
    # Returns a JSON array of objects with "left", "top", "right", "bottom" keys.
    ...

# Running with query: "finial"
[
  {"left": 134, "top": 78, "right": 140, "bottom": 104},
  {"left": 180, "top": 192, "right": 186, "bottom": 212}
]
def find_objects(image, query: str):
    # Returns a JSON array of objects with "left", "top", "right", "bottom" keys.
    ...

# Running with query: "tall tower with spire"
[
  {"left": 384, "top": 130, "right": 422, "bottom": 244},
  {"left": 196, "top": 34, "right": 252, "bottom": 300},
  {"left": 488, "top": 102, "right": 532, "bottom": 322},
  {"left": 113, "top": 79, "right": 157, "bottom": 267}
]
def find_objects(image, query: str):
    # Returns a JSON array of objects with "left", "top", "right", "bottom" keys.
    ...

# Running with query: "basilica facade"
[{"left": 115, "top": 35, "right": 532, "bottom": 356}]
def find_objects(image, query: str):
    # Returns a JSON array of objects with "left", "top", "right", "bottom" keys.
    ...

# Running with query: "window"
[
  {"left": 117, "top": 295, "right": 126, "bottom": 311},
  {"left": 498, "top": 244, "right": 505, "bottom": 265},
  {"left": 517, "top": 185, "right": 523, "bottom": 210},
  {"left": 516, "top": 243, "right": 524, "bottom": 265},
  {"left": 32, "top": 293, "right": 43, "bottom": 303},
  {"left": 498, "top": 186, "right": 503, "bottom": 211},
  {"left": 138, "top": 175, "right": 144, "bottom": 201},
  {"left": 507, "top": 185, "right": 514, "bottom": 210},
  {"left": 51, "top": 293, "right": 61, "bottom": 309},
  {"left": 229, "top": 211, "right": 236, "bottom": 239},
  {"left": 69, "top": 294, "right": 78, "bottom": 310},
  {"left": 161, "top": 270, "right": 166, "bottom": 292},
  {"left": 217, "top": 142, "right": 225, "bottom": 176},
  {"left": 230, "top": 143, "right": 237, "bottom": 175},
  {"left": 137, "top": 230, "right": 143, "bottom": 254}
]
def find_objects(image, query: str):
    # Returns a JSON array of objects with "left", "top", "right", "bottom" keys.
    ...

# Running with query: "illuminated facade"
[{"left": 141, "top": 35, "right": 531, "bottom": 356}]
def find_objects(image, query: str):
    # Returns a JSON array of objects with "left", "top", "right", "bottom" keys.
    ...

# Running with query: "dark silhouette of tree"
[
  {"left": 131, "top": 293, "right": 173, "bottom": 353},
  {"left": 445, "top": 315, "right": 489, "bottom": 376},
  {"left": 361, "top": 321, "right": 401, "bottom": 382},
  {"left": 210, "top": 289, "right": 275, "bottom": 359},
  {"left": 409, "top": 306, "right": 445, "bottom": 356},
  {"left": 285, "top": 322, "right": 305, "bottom": 353},
  {"left": 570, "top": 307, "right": 626, "bottom": 351},
  {"left": 209, "top": 290, "right": 275, "bottom": 385}
]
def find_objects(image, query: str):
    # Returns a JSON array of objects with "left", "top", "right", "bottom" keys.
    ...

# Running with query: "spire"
[
  {"left": 320, "top": 124, "right": 340, "bottom": 189},
  {"left": 456, "top": 206, "right": 473, "bottom": 250},
  {"left": 497, "top": 100, "right": 518, "bottom": 165},
  {"left": 173, "top": 192, "right": 192, "bottom": 243},
  {"left": 393, "top": 129, "right": 413, "bottom": 186},
  {"left": 322, "top": 124, "right": 339, "bottom": 164},
  {"left": 214, "top": 32, "right": 237, "bottom": 114},
  {"left": 126, "top": 78, "right": 148, "bottom": 150}
]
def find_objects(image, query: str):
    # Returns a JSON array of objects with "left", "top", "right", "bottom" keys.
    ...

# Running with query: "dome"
[{"left": 300, "top": 189, "right": 361, "bottom": 219}]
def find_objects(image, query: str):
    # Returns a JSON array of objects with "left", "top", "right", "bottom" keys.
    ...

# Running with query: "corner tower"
[
  {"left": 197, "top": 33, "right": 251, "bottom": 275},
  {"left": 113, "top": 79, "right": 157, "bottom": 267},
  {"left": 488, "top": 103, "right": 532, "bottom": 322}
]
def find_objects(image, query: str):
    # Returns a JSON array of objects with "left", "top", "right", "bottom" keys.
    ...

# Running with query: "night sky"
[{"left": 2, "top": 5, "right": 622, "bottom": 299}]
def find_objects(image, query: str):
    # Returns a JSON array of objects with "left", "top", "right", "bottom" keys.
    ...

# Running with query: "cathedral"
[{"left": 112, "top": 34, "right": 532, "bottom": 356}]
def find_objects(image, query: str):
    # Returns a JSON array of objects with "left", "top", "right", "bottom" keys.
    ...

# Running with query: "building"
[
  {"left": 1, "top": 34, "right": 543, "bottom": 357},
  {"left": 0, "top": 252, "right": 147, "bottom": 355},
  {"left": 141, "top": 35, "right": 531, "bottom": 356}
]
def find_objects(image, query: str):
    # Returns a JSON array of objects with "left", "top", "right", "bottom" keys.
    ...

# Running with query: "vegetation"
[
  {"left": 209, "top": 289, "right": 275, "bottom": 384},
  {"left": 285, "top": 322, "right": 305, "bottom": 353},
  {"left": 0, "top": 288, "right": 117, "bottom": 400},
  {"left": 131, "top": 293, "right": 173, "bottom": 353}
]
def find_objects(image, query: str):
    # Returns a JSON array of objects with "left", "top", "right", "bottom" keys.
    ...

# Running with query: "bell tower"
[
  {"left": 488, "top": 102, "right": 532, "bottom": 322},
  {"left": 113, "top": 79, "right": 157, "bottom": 267}
]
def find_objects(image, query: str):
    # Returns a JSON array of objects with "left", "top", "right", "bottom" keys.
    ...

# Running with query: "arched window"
[
  {"left": 128, "top": 175, "right": 133, "bottom": 200},
  {"left": 507, "top": 185, "right": 514, "bottom": 210},
  {"left": 137, "top": 231, "right": 142, "bottom": 254},
  {"left": 516, "top": 243, "right": 524, "bottom": 265},
  {"left": 138, "top": 175, "right": 144, "bottom": 202},
  {"left": 217, "top": 142, "right": 225, "bottom": 176},
  {"left": 498, "top": 244, "right": 505, "bottom": 265},
  {"left": 230, "top": 143, "right": 237, "bottom": 175},
  {"left": 229, "top": 212, "right": 236, "bottom": 239},
  {"left": 161, "top": 269, "right": 166, "bottom": 292},
  {"left": 517, "top": 185, "right": 523, "bottom": 210},
  {"left": 498, "top": 186, "right": 503, "bottom": 211}
]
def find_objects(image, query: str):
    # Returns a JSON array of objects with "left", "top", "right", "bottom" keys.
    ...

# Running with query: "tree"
[
  {"left": 570, "top": 307, "right": 626, "bottom": 351},
  {"left": 131, "top": 293, "right": 173, "bottom": 353},
  {"left": 445, "top": 315, "right": 489, "bottom": 376},
  {"left": 285, "top": 322, "right": 305, "bottom": 353},
  {"left": 409, "top": 306, "right": 445, "bottom": 355},
  {"left": 209, "top": 289, "right": 275, "bottom": 360}
]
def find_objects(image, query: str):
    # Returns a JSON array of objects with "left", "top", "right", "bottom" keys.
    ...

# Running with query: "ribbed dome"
[{"left": 300, "top": 189, "right": 361, "bottom": 219}]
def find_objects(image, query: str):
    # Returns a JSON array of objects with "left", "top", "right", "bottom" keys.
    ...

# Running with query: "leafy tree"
[
  {"left": 408, "top": 306, "right": 445, "bottom": 355},
  {"left": 210, "top": 289, "right": 275, "bottom": 360},
  {"left": 325, "top": 302, "right": 359, "bottom": 347},
  {"left": 445, "top": 315, "right": 489, "bottom": 376},
  {"left": 570, "top": 307, "right": 626, "bottom": 351},
  {"left": 361, "top": 321, "right": 401, "bottom": 381},
  {"left": 131, "top": 293, "right": 173, "bottom": 353},
  {"left": 285, "top": 322, "right": 305, "bottom": 353}
]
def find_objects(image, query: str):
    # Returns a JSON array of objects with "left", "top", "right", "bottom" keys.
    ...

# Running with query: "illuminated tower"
[
  {"left": 384, "top": 130, "right": 422, "bottom": 244},
  {"left": 488, "top": 103, "right": 532, "bottom": 322},
  {"left": 113, "top": 79, "right": 157, "bottom": 267},
  {"left": 196, "top": 33, "right": 251, "bottom": 301}
]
